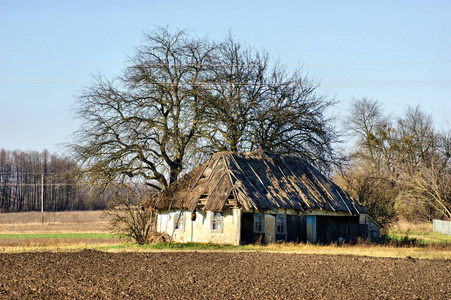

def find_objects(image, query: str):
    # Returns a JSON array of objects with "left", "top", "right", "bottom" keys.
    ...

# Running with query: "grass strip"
[
  {"left": 386, "top": 230, "right": 451, "bottom": 244},
  {"left": 1, "top": 241, "right": 451, "bottom": 259},
  {"left": 92, "top": 242, "right": 451, "bottom": 259}
]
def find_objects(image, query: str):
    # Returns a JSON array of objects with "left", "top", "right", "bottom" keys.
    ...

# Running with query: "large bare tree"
[{"left": 71, "top": 28, "right": 216, "bottom": 190}]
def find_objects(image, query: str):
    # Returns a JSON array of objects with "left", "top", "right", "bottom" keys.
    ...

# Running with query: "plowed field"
[{"left": 1, "top": 250, "right": 450, "bottom": 299}]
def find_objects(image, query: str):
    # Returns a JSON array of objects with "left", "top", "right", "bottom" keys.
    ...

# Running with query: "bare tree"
[
  {"left": 396, "top": 163, "right": 451, "bottom": 221},
  {"left": 340, "top": 98, "right": 451, "bottom": 223},
  {"left": 335, "top": 163, "right": 398, "bottom": 227},
  {"left": 251, "top": 65, "right": 338, "bottom": 171},
  {"left": 71, "top": 28, "right": 216, "bottom": 190},
  {"left": 106, "top": 182, "right": 158, "bottom": 245},
  {"left": 202, "top": 35, "right": 268, "bottom": 153},
  {"left": 395, "top": 119, "right": 451, "bottom": 221},
  {"left": 344, "top": 97, "right": 392, "bottom": 176},
  {"left": 202, "top": 35, "right": 339, "bottom": 170}
]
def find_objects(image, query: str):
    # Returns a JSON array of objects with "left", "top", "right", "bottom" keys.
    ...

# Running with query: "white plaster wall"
[
  {"left": 192, "top": 211, "right": 209, "bottom": 242},
  {"left": 157, "top": 209, "right": 240, "bottom": 245},
  {"left": 157, "top": 210, "right": 187, "bottom": 242},
  {"left": 217, "top": 208, "right": 239, "bottom": 244}
]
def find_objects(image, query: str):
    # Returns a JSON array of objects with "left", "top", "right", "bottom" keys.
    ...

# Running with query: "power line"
[
  {"left": 0, "top": 183, "right": 79, "bottom": 187},
  {"left": 0, "top": 172, "right": 60, "bottom": 175},
  {"left": 2, "top": 78, "right": 451, "bottom": 87},
  {"left": 1, "top": 59, "right": 451, "bottom": 66},
  {"left": 305, "top": 61, "right": 451, "bottom": 67},
  {"left": 0, "top": 59, "right": 121, "bottom": 65},
  {"left": 322, "top": 81, "right": 451, "bottom": 87},
  {"left": 0, "top": 78, "right": 92, "bottom": 85}
]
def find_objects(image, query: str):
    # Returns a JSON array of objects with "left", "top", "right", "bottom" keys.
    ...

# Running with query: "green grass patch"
[
  {"left": 381, "top": 232, "right": 419, "bottom": 246},
  {"left": 0, "top": 233, "right": 117, "bottom": 239},
  {"left": 384, "top": 229, "right": 451, "bottom": 245}
]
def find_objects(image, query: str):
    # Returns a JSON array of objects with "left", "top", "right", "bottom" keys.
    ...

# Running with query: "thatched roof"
[{"left": 148, "top": 150, "right": 367, "bottom": 215}]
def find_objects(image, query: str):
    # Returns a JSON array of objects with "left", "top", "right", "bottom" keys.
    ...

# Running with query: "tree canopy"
[{"left": 70, "top": 28, "right": 338, "bottom": 190}]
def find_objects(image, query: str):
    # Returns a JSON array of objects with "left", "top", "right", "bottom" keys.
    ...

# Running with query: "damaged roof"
[{"left": 148, "top": 150, "right": 367, "bottom": 215}]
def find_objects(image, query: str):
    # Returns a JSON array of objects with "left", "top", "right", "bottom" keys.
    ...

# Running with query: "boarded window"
[
  {"left": 174, "top": 211, "right": 185, "bottom": 231},
  {"left": 254, "top": 213, "right": 264, "bottom": 233},
  {"left": 276, "top": 214, "right": 286, "bottom": 234},
  {"left": 211, "top": 212, "right": 223, "bottom": 231}
]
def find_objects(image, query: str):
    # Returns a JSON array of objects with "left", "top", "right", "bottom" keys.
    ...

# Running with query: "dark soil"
[{"left": 0, "top": 250, "right": 450, "bottom": 299}]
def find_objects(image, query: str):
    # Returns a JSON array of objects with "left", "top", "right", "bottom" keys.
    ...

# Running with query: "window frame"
[
  {"left": 276, "top": 214, "right": 287, "bottom": 234},
  {"left": 253, "top": 213, "right": 264, "bottom": 233},
  {"left": 174, "top": 211, "right": 185, "bottom": 231},
  {"left": 211, "top": 212, "right": 223, "bottom": 232}
]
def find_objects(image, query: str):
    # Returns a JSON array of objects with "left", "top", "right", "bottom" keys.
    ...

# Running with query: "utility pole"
[{"left": 41, "top": 174, "right": 44, "bottom": 213}]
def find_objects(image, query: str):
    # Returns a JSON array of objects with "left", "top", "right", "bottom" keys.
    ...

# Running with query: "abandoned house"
[{"left": 147, "top": 150, "right": 381, "bottom": 245}]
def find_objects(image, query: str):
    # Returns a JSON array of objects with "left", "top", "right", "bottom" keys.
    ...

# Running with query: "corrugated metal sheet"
[{"left": 433, "top": 219, "right": 451, "bottom": 236}]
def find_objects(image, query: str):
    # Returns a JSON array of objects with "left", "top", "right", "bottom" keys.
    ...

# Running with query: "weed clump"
[{"left": 381, "top": 231, "right": 421, "bottom": 247}]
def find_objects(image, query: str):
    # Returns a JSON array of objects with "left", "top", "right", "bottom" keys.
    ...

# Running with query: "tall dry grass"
[
  {"left": 391, "top": 219, "right": 433, "bottom": 232},
  {"left": 385, "top": 218, "right": 451, "bottom": 244},
  {"left": 0, "top": 236, "right": 121, "bottom": 248},
  {"left": 263, "top": 240, "right": 451, "bottom": 260}
]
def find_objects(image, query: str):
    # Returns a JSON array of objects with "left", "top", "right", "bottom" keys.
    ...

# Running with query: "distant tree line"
[{"left": 0, "top": 149, "right": 107, "bottom": 213}]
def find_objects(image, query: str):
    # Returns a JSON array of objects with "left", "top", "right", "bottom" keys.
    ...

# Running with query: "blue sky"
[{"left": 1, "top": 0, "right": 450, "bottom": 154}]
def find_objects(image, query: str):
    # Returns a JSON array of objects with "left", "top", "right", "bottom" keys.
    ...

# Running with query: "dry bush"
[
  {"left": 106, "top": 184, "right": 158, "bottom": 245},
  {"left": 148, "top": 232, "right": 170, "bottom": 243}
]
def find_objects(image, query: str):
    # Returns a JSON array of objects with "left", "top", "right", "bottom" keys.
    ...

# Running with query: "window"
[
  {"left": 211, "top": 212, "right": 222, "bottom": 231},
  {"left": 276, "top": 214, "right": 286, "bottom": 234},
  {"left": 254, "top": 213, "right": 264, "bottom": 233},
  {"left": 174, "top": 211, "right": 185, "bottom": 231}
]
